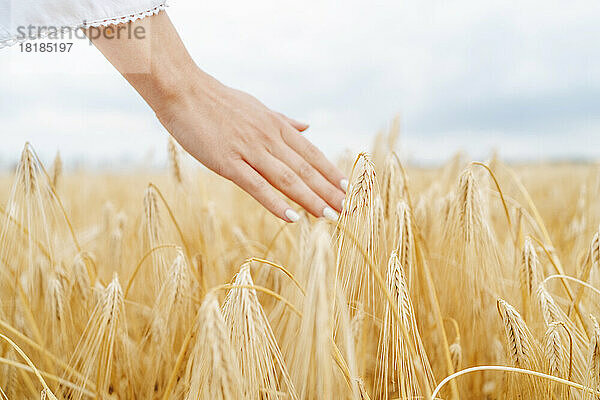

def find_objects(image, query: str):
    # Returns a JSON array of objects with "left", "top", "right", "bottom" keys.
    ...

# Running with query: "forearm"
[{"left": 87, "top": 12, "right": 207, "bottom": 115}]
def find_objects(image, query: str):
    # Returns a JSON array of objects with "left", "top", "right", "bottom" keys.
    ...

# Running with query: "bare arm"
[{"left": 88, "top": 12, "right": 347, "bottom": 222}]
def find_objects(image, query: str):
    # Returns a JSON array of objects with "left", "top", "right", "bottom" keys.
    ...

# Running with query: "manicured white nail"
[
  {"left": 323, "top": 206, "right": 339, "bottom": 222},
  {"left": 285, "top": 209, "right": 301, "bottom": 223},
  {"left": 340, "top": 179, "right": 349, "bottom": 192}
]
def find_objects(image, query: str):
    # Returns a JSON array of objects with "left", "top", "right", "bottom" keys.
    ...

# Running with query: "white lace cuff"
[{"left": 0, "top": 0, "right": 167, "bottom": 49}]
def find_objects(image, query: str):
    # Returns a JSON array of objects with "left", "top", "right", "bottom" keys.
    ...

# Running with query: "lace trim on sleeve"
[
  {"left": 0, "top": 3, "right": 167, "bottom": 49},
  {"left": 82, "top": 4, "right": 166, "bottom": 28}
]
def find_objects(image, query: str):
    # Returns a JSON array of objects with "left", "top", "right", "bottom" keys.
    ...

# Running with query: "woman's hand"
[
  {"left": 158, "top": 75, "right": 347, "bottom": 222},
  {"left": 89, "top": 12, "right": 347, "bottom": 222}
]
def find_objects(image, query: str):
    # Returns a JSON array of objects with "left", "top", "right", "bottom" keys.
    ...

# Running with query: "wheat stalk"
[
  {"left": 336, "top": 153, "right": 382, "bottom": 318},
  {"left": 222, "top": 264, "right": 299, "bottom": 400},
  {"left": 168, "top": 138, "right": 183, "bottom": 184},
  {"left": 374, "top": 250, "right": 435, "bottom": 399},
  {"left": 50, "top": 152, "right": 62, "bottom": 190},
  {"left": 185, "top": 292, "right": 242, "bottom": 399}
]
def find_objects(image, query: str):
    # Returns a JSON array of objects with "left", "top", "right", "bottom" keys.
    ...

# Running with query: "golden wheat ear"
[
  {"left": 381, "top": 154, "right": 406, "bottom": 222},
  {"left": 519, "top": 237, "right": 542, "bottom": 322},
  {"left": 1, "top": 144, "right": 79, "bottom": 277},
  {"left": 374, "top": 250, "right": 435, "bottom": 400},
  {"left": 185, "top": 292, "right": 243, "bottom": 400},
  {"left": 222, "top": 264, "right": 299, "bottom": 400},
  {"left": 62, "top": 274, "right": 126, "bottom": 400},
  {"left": 50, "top": 151, "right": 62, "bottom": 190},
  {"left": 336, "top": 153, "right": 381, "bottom": 316},
  {"left": 168, "top": 138, "right": 183, "bottom": 185},
  {"left": 584, "top": 315, "right": 600, "bottom": 400},
  {"left": 290, "top": 222, "right": 344, "bottom": 398},
  {"left": 393, "top": 201, "right": 415, "bottom": 289},
  {"left": 536, "top": 283, "right": 589, "bottom": 386},
  {"left": 139, "top": 251, "right": 194, "bottom": 397},
  {"left": 449, "top": 340, "right": 463, "bottom": 372},
  {"left": 497, "top": 299, "right": 540, "bottom": 369},
  {"left": 543, "top": 322, "right": 568, "bottom": 398},
  {"left": 44, "top": 265, "right": 74, "bottom": 352},
  {"left": 142, "top": 186, "right": 168, "bottom": 289},
  {"left": 497, "top": 298, "right": 543, "bottom": 397},
  {"left": 434, "top": 166, "right": 506, "bottom": 385}
]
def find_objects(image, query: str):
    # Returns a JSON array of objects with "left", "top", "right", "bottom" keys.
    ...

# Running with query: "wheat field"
[{"left": 1, "top": 129, "right": 600, "bottom": 399}]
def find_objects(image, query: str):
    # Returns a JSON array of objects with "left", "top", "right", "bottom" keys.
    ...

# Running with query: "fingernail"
[
  {"left": 341, "top": 198, "right": 346, "bottom": 210},
  {"left": 285, "top": 209, "right": 301, "bottom": 223},
  {"left": 294, "top": 119, "right": 309, "bottom": 131},
  {"left": 340, "top": 179, "right": 349, "bottom": 193},
  {"left": 323, "top": 206, "right": 339, "bottom": 222}
]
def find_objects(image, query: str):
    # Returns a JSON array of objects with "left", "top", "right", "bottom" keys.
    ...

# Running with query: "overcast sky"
[{"left": 0, "top": 0, "right": 599, "bottom": 168}]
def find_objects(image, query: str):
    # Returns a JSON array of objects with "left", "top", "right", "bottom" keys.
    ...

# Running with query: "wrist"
[
  {"left": 98, "top": 12, "right": 212, "bottom": 119},
  {"left": 147, "top": 64, "right": 222, "bottom": 125},
  {"left": 144, "top": 57, "right": 198, "bottom": 112}
]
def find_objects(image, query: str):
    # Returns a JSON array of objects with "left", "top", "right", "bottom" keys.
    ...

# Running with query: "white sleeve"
[{"left": 0, "top": 0, "right": 166, "bottom": 48}]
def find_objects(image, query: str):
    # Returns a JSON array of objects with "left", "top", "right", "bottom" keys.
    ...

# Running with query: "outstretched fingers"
[
  {"left": 248, "top": 152, "right": 340, "bottom": 221},
  {"left": 280, "top": 126, "right": 348, "bottom": 192},
  {"left": 272, "top": 143, "right": 344, "bottom": 213},
  {"left": 229, "top": 161, "right": 301, "bottom": 222},
  {"left": 225, "top": 113, "right": 348, "bottom": 223}
]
